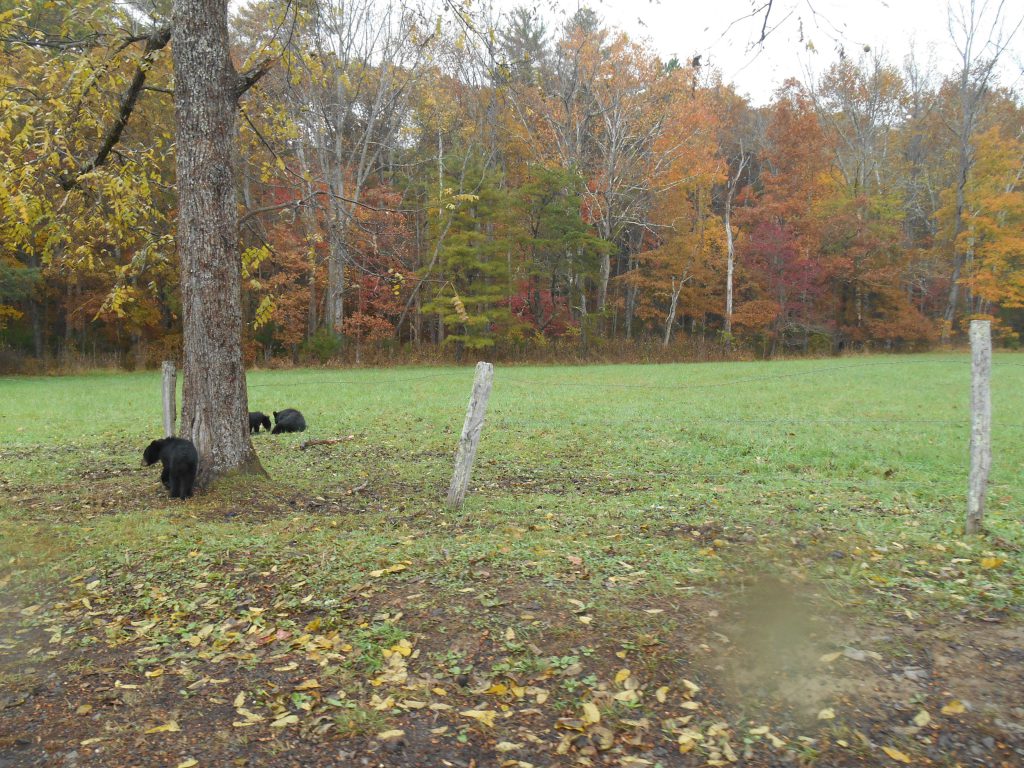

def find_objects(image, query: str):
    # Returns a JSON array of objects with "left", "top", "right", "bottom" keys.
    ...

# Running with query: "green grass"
[{"left": 2, "top": 354, "right": 1022, "bottom": 601}]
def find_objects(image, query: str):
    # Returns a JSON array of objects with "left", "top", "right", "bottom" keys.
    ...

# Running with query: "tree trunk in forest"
[
  {"left": 173, "top": 0, "right": 264, "bottom": 487},
  {"left": 724, "top": 191, "right": 735, "bottom": 343},
  {"left": 942, "top": 156, "right": 969, "bottom": 342}
]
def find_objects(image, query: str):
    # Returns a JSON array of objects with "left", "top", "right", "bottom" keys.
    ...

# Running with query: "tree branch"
[
  {"left": 235, "top": 55, "right": 278, "bottom": 100},
  {"left": 58, "top": 26, "right": 172, "bottom": 191}
]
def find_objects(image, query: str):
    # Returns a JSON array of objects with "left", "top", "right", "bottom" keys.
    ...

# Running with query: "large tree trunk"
[{"left": 173, "top": 0, "right": 263, "bottom": 487}]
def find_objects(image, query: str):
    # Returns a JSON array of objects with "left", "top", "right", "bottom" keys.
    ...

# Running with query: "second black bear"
[
  {"left": 142, "top": 437, "right": 198, "bottom": 499},
  {"left": 272, "top": 408, "right": 306, "bottom": 434},
  {"left": 249, "top": 411, "right": 272, "bottom": 433}
]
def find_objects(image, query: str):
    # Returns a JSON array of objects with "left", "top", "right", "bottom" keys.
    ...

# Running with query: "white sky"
[{"left": 489, "top": 0, "right": 1024, "bottom": 104}]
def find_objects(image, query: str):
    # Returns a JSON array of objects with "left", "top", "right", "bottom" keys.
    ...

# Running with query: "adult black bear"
[
  {"left": 272, "top": 408, "right": 306, "bottom": 434},
  {"left": 142, "top": 437, "right": 198, "bottom": 499},
  {"left": 249, "top": 411, "right": 272, "bottom": 433}
]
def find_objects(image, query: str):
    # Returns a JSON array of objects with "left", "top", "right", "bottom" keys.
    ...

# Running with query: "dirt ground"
[{"left": 3, "top": 565, "right": 1023, "bottom": 768}]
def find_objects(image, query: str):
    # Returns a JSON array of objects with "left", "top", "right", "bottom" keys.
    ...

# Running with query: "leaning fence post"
[
  {"left": 965, "top": 320, "right": 992, "bottom": 535},
  {"left": 161, "top": 360, "right": 177, "bottom": 438},
  {"left": 447, "top": 361, "right": 494, "bottom": 509}
]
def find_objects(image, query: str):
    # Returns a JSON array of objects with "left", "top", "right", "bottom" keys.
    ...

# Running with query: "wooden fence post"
[
  {"left": 447, "top": 361, "right": 494, "bottom": 509},
  {"left": 966, "top": 320, "right": 991, "bottom": 535},
  {"left": 161, "top": 360, "right": 177, "bottom": 438}
]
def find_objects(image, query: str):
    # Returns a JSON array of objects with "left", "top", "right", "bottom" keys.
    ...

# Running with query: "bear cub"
[
  {"left": 272, "top": 408, "right": 306, "bottom": 434},
  {"left": 249, "top": 411, "right": 272, "bottom": 433},
  {"left": 143, "top": 437, "right": 198, "bottom": 499}
]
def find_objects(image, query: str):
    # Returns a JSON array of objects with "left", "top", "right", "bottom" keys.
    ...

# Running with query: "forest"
[{"left": 1, "top": 0, "right": 1022, "bottom": 369}]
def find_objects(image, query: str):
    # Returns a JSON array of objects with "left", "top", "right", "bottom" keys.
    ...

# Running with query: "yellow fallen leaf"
[
  {"left": 913, "top": 710, "right": 931, "bottom": 727},
  {"left": 767, "top": 733, "right": 786, "bottom": 748},
  {"left": 679, "top": 700, "right": 701, "bottom": 710},
  {"left": 495, "top": 741, "right": 523, "bottom": 752},
  {"left": 578, "top": 615, "right": 593, "bottom": 625},
  {"left": 294, "top": 679, "right": 320, "bottom": 691},
  {"left": 614, "top": 690, "right": 639, "bottom": 703},
  {"left": 461, "top": 709, "right": 497, "bottom": 727},
  {"left": 144, "top": 668, "right": 164, "bottom": 678},
  {"left": 233, "top": 692, "right": 245, "bottom": 708},
  {"left": 614, "top": 669, "right": 631, "bottom": 685},
  {"left": 235, "top": 708, "right": 263, "bottom": 722},
  {"left": 980, "top": 557, "right": 1005, "bottom": 569},
  {"left": 80, "top": 738, "right": 103, "bottom": 746},
  {"left": 504, "top": 627, "right": 516, "bottom": 641},
  {"left": 75, "top": 704, "right": 93, "bottom": 715},
  {"left": 941, "top": 700, "right": 966, "bottom": 715},
  {"left": 882, "top": 746, "right": 911, "bottom": 763},
  {"left": 819, "top": 651, "right": 843, "bottom": 663},
  {"left": 430, "top": 726, "right": 448, "bottom": 735},
  {"left": 270, "top": 714, "right": 299, "bottom": 728},
  {"left": 749, "top": 726, "right": 770, "bottom": 735},
  {"left": 274, "top": 663, "right": 297, "bottom": 672},
  {"left": 581, "top": 702, "right": 601, "bottom": 725},
  {"left": 655, "top": 686, "right": 669, "bottom": 703},
  {"left": 818, "top": 708, "right": 835, "bottom": 720},
  {"left": 145, "top": 721, "right": 181, "bottom": 734},
  {"left": 682, "top": 679, "right": 700, "bottom": 695},
  {"left": 376, "top": 729, "right": 405, "bottom": 740},
  {"left": 176, "top": 760, "right": 198, "bottom": 768},
  {"left": 369, "top": 563, "right": 407, "bottom": 578}
]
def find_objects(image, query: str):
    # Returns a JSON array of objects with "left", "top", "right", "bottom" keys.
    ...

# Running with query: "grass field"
[{"left": 1, "top": 354, "right": 1023, "bottom": 767}]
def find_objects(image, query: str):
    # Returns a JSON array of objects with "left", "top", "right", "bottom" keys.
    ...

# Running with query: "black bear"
[
  {"left": 249, "top": 411, "right": 272, "bottom": 433},
  {"left": 142, "top": 437, "right": 198, "bottom": 499},
  {"left": 272, "top": 408, "right": 306, "bottom": 434}
]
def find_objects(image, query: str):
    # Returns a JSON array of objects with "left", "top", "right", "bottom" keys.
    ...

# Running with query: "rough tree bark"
[{"left": 173, "top": 0, "right": 265, "bottom": 486}]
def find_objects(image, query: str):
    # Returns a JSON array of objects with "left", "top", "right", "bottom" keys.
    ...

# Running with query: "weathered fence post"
[
  {"left": 966, "top": 320, "right": 991, "bottom": 535},
  {"left": 161, "top": 360, "right": 177, "bottom": 438},
  {"left": 447, "top": 361, "right": 494, "bottom": 509}
]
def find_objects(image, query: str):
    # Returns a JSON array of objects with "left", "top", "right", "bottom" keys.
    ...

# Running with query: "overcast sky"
[{"left": 488, "top": 0, "right": 1024, "bottom": 104}]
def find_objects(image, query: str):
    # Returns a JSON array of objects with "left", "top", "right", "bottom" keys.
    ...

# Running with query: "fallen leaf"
[
  {"left": 270, "top": 714, "right": 299, "bottom": 728},
  {"left": 614, "top": 669, "right": 631, "bottom": 685},
  {"left": 369, "top": 563, "right": 407, "bottom": 578},
  {"left": 819, "top": 651, "right": 843, "bottom": 664},
  {"left": 818, "top": 708, "right": 835, "bottom": 720},
  {"left": 376, "top": 729, "right": 405, "bottom": 740},
  {"left": 882, "top": 746, "right": 911, "bottom": 763},
  {"left": 980, "top": 557, "right": 1004, "bottom": 569},
  {"left": 495, "top": 741, "right": 524, "bottom": 752},
  {"left": 294, "top": 679, "right": 320, "bottom": 691},
  {"left": 941, "top": 700, "right": 966, "bottom": 715},
  {"left": 233, "top": 692, "right": 245, "bottom": 708},
  {"left": 461, "top": 709, "right": 497, "bottom": 727},
  {"left": 75, "top": 704, "right": 93, "bottom": 715},
  {"left": 145, "top": 721, "right": 181, "bottom": 734},
  {"left": 581, "top": 702, "right": 601, "bottom": 725},
  {"left": 655, "top": 686, "right": 669, "bottom": 703},
  {"left": 913, "top": 710, "right": 930, "bottom": 727},
  {"left": 144, "top": 668, "right": 164, "bottom": 678},
  {"left": 176, "top": 760, "right": 198, "bottom": 768},
  {"left": 748, "top": 726, "right": 770, "bottom": 735}
]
